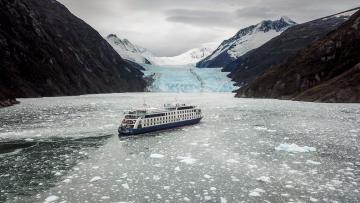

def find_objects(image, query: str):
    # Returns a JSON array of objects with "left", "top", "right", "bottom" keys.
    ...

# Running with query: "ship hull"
[{"left": 119, "top": 118, "right": 202, "bottom": 136}]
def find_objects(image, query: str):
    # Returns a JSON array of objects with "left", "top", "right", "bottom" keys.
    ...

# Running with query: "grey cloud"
[
  {"left": 58, "top": 0, "right": 360, "bottom": 56},
  {"left": 165, "top": 9, "right": 236, "bottom": 27},
  {"left": 235, "top": 7, "right": 275, "bottom": 19}
]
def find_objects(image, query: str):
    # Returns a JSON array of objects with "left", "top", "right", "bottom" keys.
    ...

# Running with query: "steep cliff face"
[
  {"left": 226, "top": 15, "right": 350, "bottom": 87},
  {"left": 236, "top": 10, "right": 360, "bottom": 103},
  {"left": 0, "top": 0, "right": 146, "bottom": 103}
]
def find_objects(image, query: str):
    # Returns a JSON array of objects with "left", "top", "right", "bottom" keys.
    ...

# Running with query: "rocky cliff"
[
  {"left": 236, "top": 10, "right": 360, "bottom": 103},
  {"left": 0, "top": 0, "right": 146, "bottom": 106}
]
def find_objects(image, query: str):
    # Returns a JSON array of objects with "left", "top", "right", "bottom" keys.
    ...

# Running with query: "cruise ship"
[{"left": 118, "top": 104, "right": 203, "bottom": 135}]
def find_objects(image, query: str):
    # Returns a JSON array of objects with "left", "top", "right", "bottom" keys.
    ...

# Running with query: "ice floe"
[
  {"left": 249, "top": 188, "right": 265, "bottom": 197},
  {"left": 176, "top": 156, "right": 197, "bottom": 164},
  {"left": 256, "top": 176, "right": 271, "bottom": 183},
  {"left": 275, "top": 143, "right": 316, "bottom": 153},
  {"left": 220, "top": 197, "right": 227, "bottom": 203},
  {"left": 150, "top": 154, "right": 164, "bottom": 159},
  {"left": 226, "top": 159, "right": 239, "bottom": 164},
  {"left": 306, "top": 160, "right": 321, "bottom": 165},
  {"left": 44, "top": 195, "right": 59, "bottom": 203},
  {"left": 121, "top": 183, "right": 130, "bottom": 190},
  {"left": 90, "top": 176, "right": 102, "bottom": 182}
]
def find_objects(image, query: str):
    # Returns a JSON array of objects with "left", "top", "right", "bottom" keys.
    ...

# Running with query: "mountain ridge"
[
  {"left": 106, "top": 34, "right": 154, "bottom": 65},
  {"left": 225, "top": 12, "right": 353, "bottom": 87},
  {"left": 236, "top": 9, "right": 360, "bottom": 103},
  {"left": 196, "top": 17, "right": 296, "bottom": 68}
]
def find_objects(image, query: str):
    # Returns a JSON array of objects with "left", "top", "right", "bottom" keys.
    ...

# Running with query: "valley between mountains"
[{"left": 1, "top": 1, "right": 360, "bottom": 203}]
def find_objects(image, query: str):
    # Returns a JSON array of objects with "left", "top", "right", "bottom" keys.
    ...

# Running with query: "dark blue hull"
[{"left": 118, "top": 118, "right": 202, "bottom": 136}]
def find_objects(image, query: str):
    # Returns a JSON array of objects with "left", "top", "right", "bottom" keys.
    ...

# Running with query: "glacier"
[{"left": 143, "top": 64, "right": 236, "bottom": 92}]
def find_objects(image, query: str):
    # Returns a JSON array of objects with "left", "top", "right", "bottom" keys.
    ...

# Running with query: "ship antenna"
[{"left": 143, "top": 97, "right": 147, "bottom": 108}]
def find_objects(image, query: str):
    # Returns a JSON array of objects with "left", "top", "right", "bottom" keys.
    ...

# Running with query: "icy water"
[{"left": 0, "top": 93, "right": 360, "bottom": 203}]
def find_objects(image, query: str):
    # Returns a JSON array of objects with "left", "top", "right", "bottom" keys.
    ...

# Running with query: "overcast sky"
[{"left": 58, "top": 0, "right": 359, "bottom": 56}]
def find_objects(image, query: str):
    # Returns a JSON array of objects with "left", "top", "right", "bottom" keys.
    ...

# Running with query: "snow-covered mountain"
[
  {"left": 197, "top": 17, "right": 297, "bottom": 68},
  {"left": 106, "top": 34, "right": 154, "bottom": 64},
  {"left": 151, "top": 43, "right": 217, "bottom": 66},
  {"left": 106, "top": 34, "right": 215, "bottom": 66}
]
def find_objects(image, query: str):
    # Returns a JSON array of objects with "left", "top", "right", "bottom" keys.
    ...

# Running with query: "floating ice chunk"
[
  {"left": 203, "top": 174, "right": 212, "bottom": 179},
  {"left": 231, "top": 176, "right": 240, "bottom": 182},
  {"left": 150, "top": 154, "right": 164, "bottom": 159},
  {"left": 174, "top": 166, "right": 181, "bottom": 171},
  {"left": 204, "top": 196, "right": 212, "bottom": 201},
  {"left": 153, "top": 175, "right": 161, "bottom": 181},
  {"left": 63, "top": 179, "right": 71, "bottom": 183},
  {"left": 306, "top": 160, "right": 321, "bottom": 165},
  {"left": 90, "top": 176, "right": 102, "bottom": 182},
  {"left": 156, "top": 194, "right": 162, "bottom": 199},
  {"left": 210, "top": 187, "right": 216, "bottom": 191},
  {"left": 54, "top": 171, "right": 62, "bottom": 176},
  {"left": 220, "top": 197, "right": 227, "bottom": 203},
  {"left": 184, "top": 197, "right": 190, "bottom": 202},
  {"left": 176, "top": 156, "right": 197, "bottom": 164},
  {"left": 122, "top": 183, "right": 130, "bottom": 190},
  {"left": 24, "top": 138, "right": 34, "bottom": 142},
  {"left": 254, "top": 126, "right": 268, "bottom": 131},
  {"left": 44, "top": 195, "right": 59, "bottom": 203},
  {"left": 249, "top": 191, "right": 260, "bottom": 197},
  {"left": 226, "top": 159, "right": 239, "bottom": 164},
  {"left": 249, "top": 188, "right": 265, "bottom": 197},
  {"left": 101, "top": 196, "right": 110, "bottom": 200},
  {"left": 164, "top": 186, "right": 170, "bottom": 190},
  {"left": 256, "top": 176, "right": 271, "bottom": 183},
  {"left": 119, "top": 173, "right": 127, "bottom": 179},
  {"left": 275, "top": 143, "right": 316, "bottom": 153},
  {"left": 310, "top": 197, "right": 318, "bottom": 202},
  {"left": 349, "top": 129, "right": 359, "bottom": 133},
  {"left": 247, "top": 164, "right": 257, "bottom": 169}
]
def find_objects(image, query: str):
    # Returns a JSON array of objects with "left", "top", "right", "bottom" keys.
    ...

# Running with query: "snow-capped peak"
[
  {"left": 106, "top": 34, "right": 154, "bottom": 64},
  {"left": 280, "top": 16, "right": 296, "bottom": 25},
  {"left": 197, "top": 17, "right": 297, "bottom": 67},
  {"left": 151, "top": 43, "right": 218, "bottom": 66}
]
